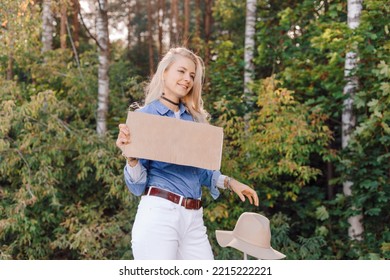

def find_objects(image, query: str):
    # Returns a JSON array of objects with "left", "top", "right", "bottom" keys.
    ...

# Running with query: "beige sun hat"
[{"left": 216, "top": 212, "right": 286, "bottom": 260}]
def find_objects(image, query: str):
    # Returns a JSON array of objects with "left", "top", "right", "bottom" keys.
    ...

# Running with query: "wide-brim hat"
[{"left": 216, "top": 212, "right": 285, "bottom": 260}]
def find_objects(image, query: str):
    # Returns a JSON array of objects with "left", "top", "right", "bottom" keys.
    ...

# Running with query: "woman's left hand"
[{"left": 229, "top": 179, "right": 259, "bottom": 206}]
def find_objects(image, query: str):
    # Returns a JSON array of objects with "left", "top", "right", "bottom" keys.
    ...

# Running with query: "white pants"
[{"left": 131, "top": 195, "right": 214, "bottom": 260}]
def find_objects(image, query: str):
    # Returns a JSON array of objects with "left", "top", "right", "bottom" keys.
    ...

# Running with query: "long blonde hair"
[{"left": 144, "top": 47, "right": 209, "bottom": 123}]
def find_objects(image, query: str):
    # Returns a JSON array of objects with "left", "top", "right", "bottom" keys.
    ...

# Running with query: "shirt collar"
[{"left": 154, "top": 99, "right": 187, "bottom": 116}]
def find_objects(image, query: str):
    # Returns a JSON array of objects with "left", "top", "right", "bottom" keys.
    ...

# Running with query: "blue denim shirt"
[{"left": 123, "top": 99, "right": 221, "bottom": 199}]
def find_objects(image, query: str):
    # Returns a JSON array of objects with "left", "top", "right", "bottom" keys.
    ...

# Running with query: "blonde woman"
[{"left": 116, "top": 47, "right": 258, "bottom": 260}]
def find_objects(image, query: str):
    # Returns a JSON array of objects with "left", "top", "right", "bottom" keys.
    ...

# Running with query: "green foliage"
[
  {"left": 213, "top": 0, "right": 245, "bottom": 38},
  {"left": 0, "top": 84, "right": 136, "bottom": 259},
  {"left": 207, "top": 0, "right": 388, "bottom": 260},
  {"left": 207, "top": 40, "right": 245, "bottom": 117},
  {"left": 329, "top": 0, "right": 390, "bottom": 259},
  {"left": 205, "top": 75, "right": 332, "bottom": 259},
  {"left": 241, "top": 77, "right": 332, "bottom": 205},
  {"left": 335, "top": 60, "right": 390, "bottom": 259},
  {"left": 0, "top": 0, "right": 388, "bottom": 260}
]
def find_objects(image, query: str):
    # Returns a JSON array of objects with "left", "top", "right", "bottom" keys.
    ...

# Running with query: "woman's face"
[{"left": 163, "top": 56, "right": 196, "bottom": 100}]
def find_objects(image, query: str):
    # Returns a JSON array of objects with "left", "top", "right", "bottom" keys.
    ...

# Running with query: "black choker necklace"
[{"left": 161, "top": 94, "right": 180, "bottom": 106}]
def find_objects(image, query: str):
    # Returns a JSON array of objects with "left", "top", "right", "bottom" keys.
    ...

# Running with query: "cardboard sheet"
[{"left": 122, "top": 111, "right": 224, "bottom": 170}]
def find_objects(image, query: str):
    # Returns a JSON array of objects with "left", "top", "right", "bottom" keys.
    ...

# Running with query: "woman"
[{"left": 116, "top": 47, "right": 259, "bottom": 260}]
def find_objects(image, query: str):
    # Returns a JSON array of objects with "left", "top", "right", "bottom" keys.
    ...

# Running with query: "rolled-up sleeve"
[
  {"left": 123, "top": 161, "right": 148, "bottom": 196},
  {"left": 199, "top": 169, "right": 221, "bottom": 199}
]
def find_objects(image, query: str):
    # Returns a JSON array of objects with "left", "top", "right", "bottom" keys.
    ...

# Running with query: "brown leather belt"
[{"left": 144, "top": 187, "right": 202, "bottom": 210}]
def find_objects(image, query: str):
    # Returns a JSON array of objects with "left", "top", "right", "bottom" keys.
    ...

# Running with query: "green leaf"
[
  {"left": 315, "top": 206, "right": 329, "bottom": 221},
  {"left": 365, "top": 208, "right": 381, "bottom": 216}
]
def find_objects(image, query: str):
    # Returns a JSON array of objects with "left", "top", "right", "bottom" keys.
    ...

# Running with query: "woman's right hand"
[
  {"left": 116, "top": 124, "right": 139, "bottom": 167},
  {"left": 116, "top": 123, "right": 131, "bottom": 149}
]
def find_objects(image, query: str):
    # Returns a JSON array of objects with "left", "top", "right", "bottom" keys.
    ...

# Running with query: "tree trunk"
[
  {"left": 244, "top": 0, "right": 256, "bottom": 101},
  {"left": 342, "top": 0, "right": 364, "bottom": 240},
  {"left": 204, "top": 0, "right": 212, "bottom": 66},
  {"left": 96, "top": 0, "right": 110, "bottom": 136},
  {"left": 326, "top": 160, "right": 334, "bottom": 199},
  {"left": 204, "top": 0, "right": 213, "bottom": 92},
  {"left": 183, "top": 0, "right": 190, "bottom": 47},
  {"left": 195, "top": 0, "right": 201, "bottom": 37},
  {"left": 128, "top": 1, "right": 141, "bottom": 52},
  {"left": 41, "top": 0, "right": 53, "bottom": 53},
  {"left": 60, "top": 1, "right": 67, "bottom": 49},
  {"left": 127, "top": 2, "right": 132, "bottom": 52},
  {"left": 158, "top": 0, "right": 165, "bottom": 57},
  {"left": 193, "top": 0, "right": 201, "bottom": 52},
  {"left": 170, "top": 0, "right": 179, "bottom": 46},
  {"left": 147, "top": 0, "right": 155, "bottom": 76},
  {"left": 71, "top": 0, "right": 80, "bottom": 49}
]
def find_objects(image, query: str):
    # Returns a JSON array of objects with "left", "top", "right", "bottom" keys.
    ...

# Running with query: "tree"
[
  {"left": 60, "top": 0, "right": 68, "bottom": 50},
  {"left": 243, "top": 0, "right": 256, "bottom": 103},
  {"left": 203, "top": 0, "right": 213, "bottom": 89},
  {"left": 192, "top": 0, "right": 202, "bottom": 52},
  {"left": 158, "top": 0, "right": 165, "bottom": 57},
  {"left": 183, "top": 0, "right": 190, "bottom": 47},
  {"left": 41, "top": 0, "right": 54, "bottom": 53},
  {"left": 147, "top": 0, "right": 155, "bottom": 75},
  {"left": 96, "top": 0, "right": 110, "bottom": 135},
  {"left": 170, "top": 0, "right": 179, "bottom": 46},
  {"left": 1, "top": 0, "right": 388, "bottom": 260},
  {"left": 1, "top": 0, "right": 38, "bottom": 81},
  {"left": 342, "top": 0, "right": 364, "bottom": 240},
  {"left": 71, "top": 0, "right": 80, "bottom": 49}
]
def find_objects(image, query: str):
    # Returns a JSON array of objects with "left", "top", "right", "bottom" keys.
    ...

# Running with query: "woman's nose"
[{"left": 184, "top": 73, "right": 191, "bottom": 81}]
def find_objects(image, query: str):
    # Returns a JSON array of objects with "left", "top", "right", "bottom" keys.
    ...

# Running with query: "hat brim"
[
  {"left": 216, "top": 230, "right": 235, "bottom": 247},
  {"left": 216, "top": 230, "right": 286, "bottom": 260}
]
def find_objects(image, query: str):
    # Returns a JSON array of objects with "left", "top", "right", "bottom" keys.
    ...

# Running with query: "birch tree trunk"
[
  {"left": 244, "top": 0, "right": 256, "bottom": 102},
  {"left": 342, "top": 0, "right": 364, "bottom": 240},
  {"left": 128, "top": 1, "right": 143, "bottom": 51},
  {"left": 41, "top": 0, "right": 53, "bottom": 53},
  {"left": 96, "top": 0, "right": 110, "bottom": 135}
]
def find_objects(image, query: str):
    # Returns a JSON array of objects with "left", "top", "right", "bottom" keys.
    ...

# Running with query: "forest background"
[{"left": 0, "top": 0, "right": 388, "bottom": 260}]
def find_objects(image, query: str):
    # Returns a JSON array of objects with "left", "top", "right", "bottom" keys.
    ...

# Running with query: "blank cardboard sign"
[{"left": 122, "top": 111, "right": 224, "bottom": 170}]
